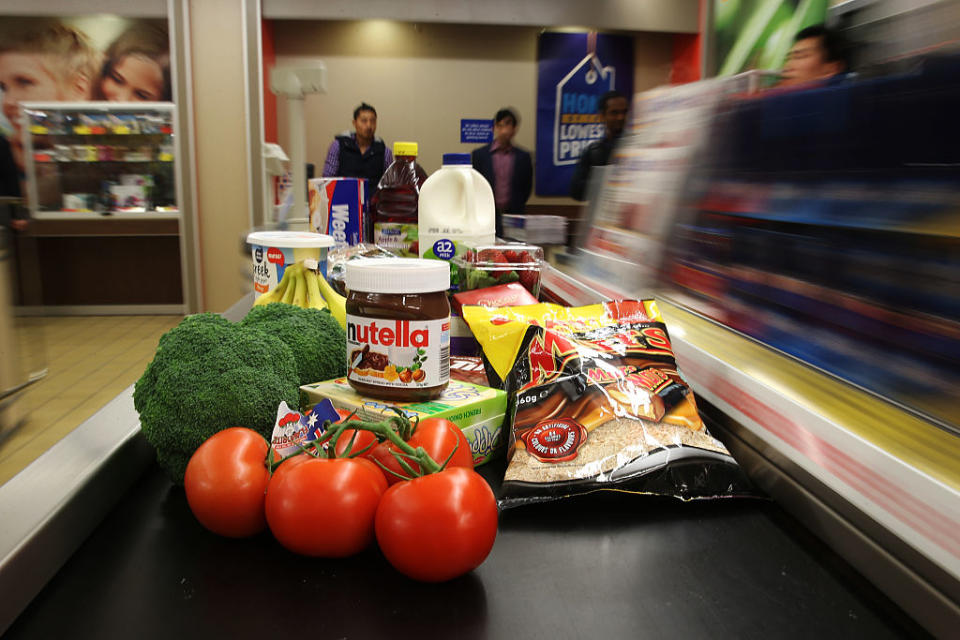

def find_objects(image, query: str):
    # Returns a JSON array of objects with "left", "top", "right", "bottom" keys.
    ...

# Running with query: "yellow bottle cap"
[{"left": 393, "top": 141, "right": 418, "bottom": 157}]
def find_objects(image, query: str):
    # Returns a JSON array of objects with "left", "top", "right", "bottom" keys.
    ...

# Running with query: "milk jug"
[{"left": 418, "top": 153, "right": 495, "bottom": 266}]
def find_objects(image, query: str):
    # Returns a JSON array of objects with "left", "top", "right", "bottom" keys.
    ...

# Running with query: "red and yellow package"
[{"left": 462, "top": 300, "right": 754, "bottom": 508}]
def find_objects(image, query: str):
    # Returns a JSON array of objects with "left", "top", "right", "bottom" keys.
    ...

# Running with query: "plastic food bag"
[{"left": 462, "top": 300, "right": 755, "bottom": 508}]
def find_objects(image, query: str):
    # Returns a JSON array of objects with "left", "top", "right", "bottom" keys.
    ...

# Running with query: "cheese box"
[{"left": 300, "top": 377, "right": 506, "bottom": 466}]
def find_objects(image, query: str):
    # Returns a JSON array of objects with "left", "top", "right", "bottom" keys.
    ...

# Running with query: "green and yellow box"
[{"left": 299, "top": 378, "right": 506, "bottom": 466}]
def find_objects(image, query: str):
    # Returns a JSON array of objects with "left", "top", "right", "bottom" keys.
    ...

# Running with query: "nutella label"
[{"left": 346, "top": 315, "right": 450, "bottom": 390}]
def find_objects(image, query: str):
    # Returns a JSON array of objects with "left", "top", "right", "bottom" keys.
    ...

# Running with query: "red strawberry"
[
  {"left": 477, "top": 248, "right": 509, "bottom": 265},
  {"left": 518, "top": 268, "right": 539, "bottom": 293},
  {"left": 503, "top": 249, "right": 523, "bottom": 263}
]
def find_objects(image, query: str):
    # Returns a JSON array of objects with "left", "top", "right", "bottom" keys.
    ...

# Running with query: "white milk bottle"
[{"left": 418, "top": 153, "right": 495, "bottom": 270}]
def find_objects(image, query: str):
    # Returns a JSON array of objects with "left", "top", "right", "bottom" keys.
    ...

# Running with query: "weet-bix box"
[{"left": 308, "top": 177, "right": 366, "bottom": 248}]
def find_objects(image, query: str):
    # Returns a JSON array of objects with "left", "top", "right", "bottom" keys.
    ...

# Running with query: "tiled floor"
[{"left": 0, "top": 314, "right": 183, "bottom": 486}]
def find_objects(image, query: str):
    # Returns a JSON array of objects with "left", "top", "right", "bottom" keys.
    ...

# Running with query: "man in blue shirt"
[{"left": 322, "top": 102, "right": 393, "bottom": 189}]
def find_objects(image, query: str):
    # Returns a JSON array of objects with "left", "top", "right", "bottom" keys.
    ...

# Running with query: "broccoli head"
[
  {"left": 240, "top": 303, "right": 346, "bottom": 386},
  {"left": 134, "top": 313, "right": 299, "bottom": 484}
]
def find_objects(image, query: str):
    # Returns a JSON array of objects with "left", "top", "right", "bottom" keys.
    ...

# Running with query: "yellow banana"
[
  {"left": 254, "top": 263, "right": 292, "bottom": 306},
  {"left": 317, "top": 271, "right": 346, "bottom": 329},
  {"left": 281, "top": 264, "right": 299, "bottom": 305},
  {"left": 292, "top": 266, "right": 308, "bottom": 307},
  {"left": 304, "top": 268, "right": 329, "bottom": 311}
]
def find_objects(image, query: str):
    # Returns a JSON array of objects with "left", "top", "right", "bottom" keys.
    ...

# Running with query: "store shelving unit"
[
  {"left": 17, "top": 102, "right": 184, "bottom": 313},
  {"left": 560, "top": 57, "right": 960, "bottom": 634}
]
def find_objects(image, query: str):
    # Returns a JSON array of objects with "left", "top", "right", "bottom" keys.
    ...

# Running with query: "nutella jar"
[{"left": 345, "top": 258, "right": 451, "bottom": 401}]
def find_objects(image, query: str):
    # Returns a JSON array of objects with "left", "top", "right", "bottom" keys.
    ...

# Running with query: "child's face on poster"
[
  {"left": 101, "top": 54, "right": 165, "bottom": 102},
  {"left": 0, "top": 52, "right": 67, "bottom": 168}
]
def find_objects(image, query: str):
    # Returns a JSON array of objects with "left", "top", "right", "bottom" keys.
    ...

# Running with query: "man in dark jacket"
[
  {"left": 472, "top": 108, "right": 533, "bottom": 237},
  {"left": 569, "top": 90, "right": 629, "bottom": 201},
  {"left": 322, "top": 102, "right": 393, "bottom": 190}
]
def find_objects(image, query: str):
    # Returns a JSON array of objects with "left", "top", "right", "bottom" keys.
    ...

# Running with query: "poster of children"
[{"left": 0, "top": 16, "right": 170, "bottom": 177}]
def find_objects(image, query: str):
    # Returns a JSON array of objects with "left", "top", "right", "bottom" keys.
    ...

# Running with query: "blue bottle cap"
[{"left": 442, "top": 153, "right": 471, "bottom": 165}]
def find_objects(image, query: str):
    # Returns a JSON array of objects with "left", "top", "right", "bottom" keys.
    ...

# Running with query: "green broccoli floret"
[
  {"left": 134, "top": 313, "right": 299, "bottom": 484},
  {"left": 240, "top": 303, "right": 346, "bottom": 386}
]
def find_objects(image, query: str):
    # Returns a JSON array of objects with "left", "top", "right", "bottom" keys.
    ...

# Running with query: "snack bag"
[{"left": 462, "top": 300, "right": 755, "bottom": 508}]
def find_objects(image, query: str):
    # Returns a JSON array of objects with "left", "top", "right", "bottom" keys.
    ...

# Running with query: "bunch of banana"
[
  {"left": 253, "top": 261, "right": 347, "bottom": 329},
  {"left": 254, "top": 262, "right": 327, "bottom": 312}
]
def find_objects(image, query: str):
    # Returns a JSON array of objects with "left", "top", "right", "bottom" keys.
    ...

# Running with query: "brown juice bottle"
[{"left": 369, "top": 141, "right": 428, "bottom": 257}]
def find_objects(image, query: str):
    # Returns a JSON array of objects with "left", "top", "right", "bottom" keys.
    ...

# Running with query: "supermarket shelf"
[
  {"left": 34, "top": 159, "right": 174, "bottom": 164},
  {"left": 32, "top": 211, "right": 180, "bottom": 221}
]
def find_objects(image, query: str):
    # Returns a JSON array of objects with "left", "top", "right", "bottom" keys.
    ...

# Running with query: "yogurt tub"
[{"left": 247, "top": 231, "right": 335, "bottom": 294}]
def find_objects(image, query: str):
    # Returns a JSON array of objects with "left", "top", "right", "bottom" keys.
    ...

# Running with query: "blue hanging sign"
[{"left": 536, "top": 32, "right": 634, "bottom": 196}]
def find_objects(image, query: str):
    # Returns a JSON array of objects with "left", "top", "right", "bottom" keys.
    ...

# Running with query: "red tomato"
[
  {"left": 265, "top": 457, "right": 385, "bottom": 557},
  {"left": 375, "top": 467, "right": 498, "bottom": 582},
  {"left": 369, "top": 418, "right": 474, "bottom": 485},
  {"left": 369, "top": 440, "right": 409, "bottom": 485},
  {"left": 409, "top": 418, "right": 474, "bottom": 471},
  {"left": 334, "top": 408, "right": 353, "bottom": 421},
  {"left": 334, "top": 427, "right": 378, "bottom": 458},
  {"left": 184, "top": 427, "right": 271, "bottom": 538}
]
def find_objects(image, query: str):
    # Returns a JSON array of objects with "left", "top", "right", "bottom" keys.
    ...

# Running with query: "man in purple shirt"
[
  {"left": 471, "top": 108, "right": 533, "bottom": 237},
  {"left": 322, "top": 102, "right": 393, "bottom": 191}
]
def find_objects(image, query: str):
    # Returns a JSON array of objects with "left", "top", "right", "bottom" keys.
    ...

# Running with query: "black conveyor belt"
[{"left": 5, "top": 451, "right": 926, "bottom": 639}]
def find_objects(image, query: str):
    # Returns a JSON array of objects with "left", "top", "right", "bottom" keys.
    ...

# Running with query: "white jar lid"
[
  {"left": 346, "top": 258, "right": 450, "bottom": 294},
  {"left": 246, "top": 231, "right": 335, "bottom": 248}
]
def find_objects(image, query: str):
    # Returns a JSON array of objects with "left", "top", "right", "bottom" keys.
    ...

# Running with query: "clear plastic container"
[
  {"left": 369, "top": 141, "right": 428, "bottom": 257},
  {"left": 454, "top": 242, "right": 544, "bottom": 297}
]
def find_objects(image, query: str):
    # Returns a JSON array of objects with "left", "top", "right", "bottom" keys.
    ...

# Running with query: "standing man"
[
  {"left": 780, "top": 25, "right": 847, "bottom": 88},
  {"left": 323, "top": 102, "right": 393, "bottom": 190},
  {"left": 472, "top": 108, "right": 533, "bottom": 237},
  {"left": 569, "top": 90, "right": 629, "bottom": 201}
]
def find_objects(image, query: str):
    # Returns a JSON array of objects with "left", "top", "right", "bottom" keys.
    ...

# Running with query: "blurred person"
[
  {"left": 94, "top": 24, "right": 170, "bottom": 102},
  {"left": 569, "top": 90, "right": 629, "bottom": 201},
  {"left": 323, "top": 102, "right": 393, "bottom": 188},
  {"left": 780, "top": 24, "right": 847, "bottom": 88},
  {"left": 471, "top": 108, "right": 533, "bottom": 237},
  {"left": 0, "top": 21, "right": 99, "bottom": 174}
]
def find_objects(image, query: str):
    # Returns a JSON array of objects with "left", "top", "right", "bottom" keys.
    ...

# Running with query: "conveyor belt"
[{"left": 3, "top": 452, "right": 926, "bottom": 639}]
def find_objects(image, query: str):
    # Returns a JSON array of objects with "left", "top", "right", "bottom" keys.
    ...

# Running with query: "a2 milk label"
[{"left": 346, "top": 315, "right": 450, "bottom": 389}]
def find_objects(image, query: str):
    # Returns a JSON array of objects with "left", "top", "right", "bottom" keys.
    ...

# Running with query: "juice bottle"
[{"left": 369, "top": 141, "right": 428, "bottom": 257}]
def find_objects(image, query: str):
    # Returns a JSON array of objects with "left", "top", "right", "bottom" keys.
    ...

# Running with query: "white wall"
[{"left": 273, "top": 20, "right": 674, "bottom": 206}]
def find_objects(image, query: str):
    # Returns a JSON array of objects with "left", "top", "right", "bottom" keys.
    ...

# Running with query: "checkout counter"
[{"left": 0, "top": 59, "right": 957, "bottom": 640}]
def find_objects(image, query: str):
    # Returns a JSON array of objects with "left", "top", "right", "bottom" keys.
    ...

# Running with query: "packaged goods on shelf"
[
  {"left": 299, "top": 377, "right": 506, "bottom": 466},
  {"left": 502, "top": 214, "right": 568, "bottom": 245}
]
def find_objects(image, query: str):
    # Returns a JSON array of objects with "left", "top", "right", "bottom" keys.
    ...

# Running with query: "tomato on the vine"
[
  {"left": 370, "top": 418, "right": 473, "bottom": 484},
  {"left": 334, "top": 427, "right": 378, "bottom": 458},
  {"left": 411, "top": 418, "right": 474, "bottom": 470},
  {"left": 375, "top": 467, "right": 498, "bottom": 582},
  {"left": 184, "top": 427, "right": 271, "bottom": 538},
  {"left": 265, "top": 456, "right": 385, "bottom": 557}
]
